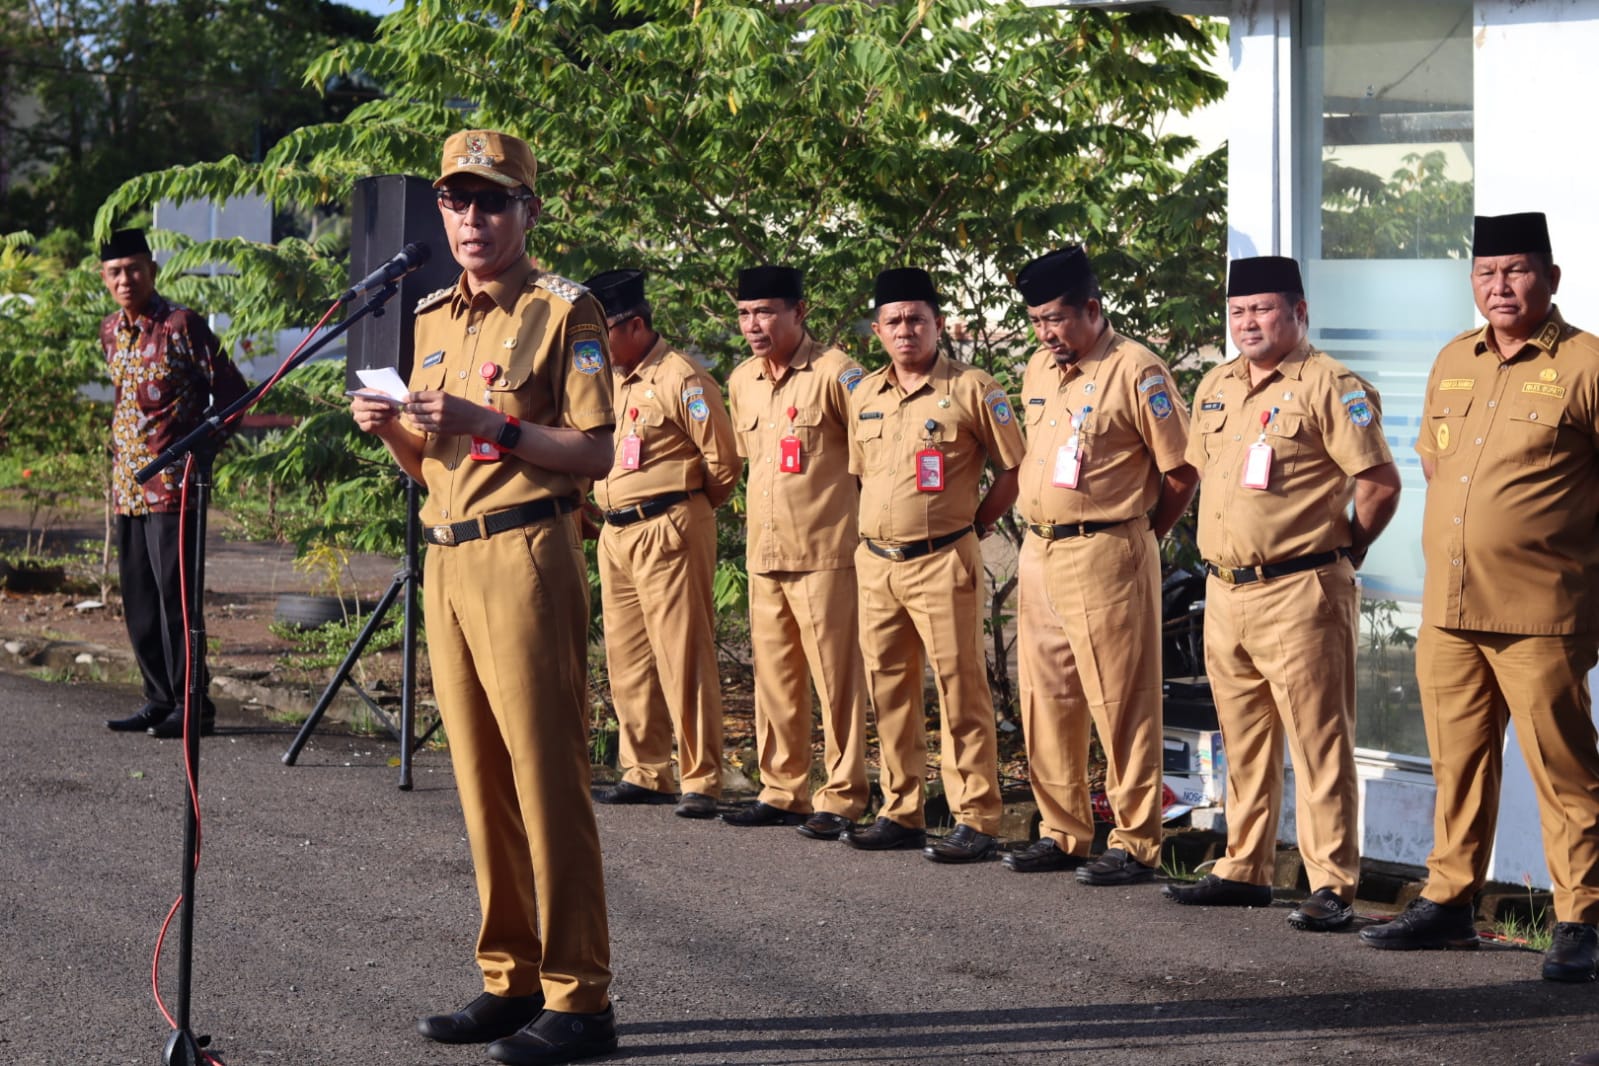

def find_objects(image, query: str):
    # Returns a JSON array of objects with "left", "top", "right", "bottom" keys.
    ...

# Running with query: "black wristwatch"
[{"left": 495, "top": 416, "right": 522, "bottom": 451}]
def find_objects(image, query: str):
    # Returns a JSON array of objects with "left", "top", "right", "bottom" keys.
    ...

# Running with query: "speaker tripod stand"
[{"left": 281, "top": 474, "right": 438, "bottom": 789}]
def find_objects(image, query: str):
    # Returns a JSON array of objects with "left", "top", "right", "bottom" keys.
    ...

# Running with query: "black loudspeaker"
[{"left": 345, "top": 174, "right": 458, "bottom": 389}]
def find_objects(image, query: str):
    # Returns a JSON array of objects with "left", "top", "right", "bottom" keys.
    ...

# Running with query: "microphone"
[{"left": 340, "top": 242, "right": 431, "bottom": 304}]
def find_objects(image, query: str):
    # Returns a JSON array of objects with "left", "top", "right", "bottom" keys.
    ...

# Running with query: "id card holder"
[
  {"left": 1242, "top": 442, "right": 1273, "bottom": 489},
  {"left": 779, "top": 434, "right": 803, "bottom": 473},
  {"left": 1051, "top": 437, "right": 1082, "bottom": 489},
  {"left": 620, "top": 433, "right": 642, "bottom": 471},
  {"left": 916, "top": 447, "right": 945, "bottom": 492},
  {"left": 469, "top": 437, "right": 501, "bottom": 462}
]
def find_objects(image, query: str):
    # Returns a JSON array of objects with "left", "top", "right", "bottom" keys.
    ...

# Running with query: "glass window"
[{"left": 1297, "top": 0, "right": 1473, "bottom": 756}]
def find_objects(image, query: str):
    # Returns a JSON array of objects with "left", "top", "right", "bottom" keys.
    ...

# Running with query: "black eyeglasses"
[{"left": 436, "top": 187, "right": 529, "bottom": 215}]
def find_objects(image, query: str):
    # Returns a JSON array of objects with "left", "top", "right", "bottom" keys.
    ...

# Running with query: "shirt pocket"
[
  {"left": 1424, "top": 394, "right": 1473, "bottom": 458},
  {"left": 1195, "top": 409, "right": 1229, "bottom": 461},
  {"left": 1497, "top": 397, "right": 1563, "bottom": 466},
  {"left": 481, "top": 346, "right": 545, "bottom": 423},
  {"left": 1264, "top": 413, "right": 1307, "bottom": 476},
  {"left": 853, "top": 414, "right": 888, "bottom": 472},
  {"left": 1023, "top": 399, "right": 1048, "bottom": 428},
  {"left": 791, "top": 405, "right": 827, "bottom": 455}
]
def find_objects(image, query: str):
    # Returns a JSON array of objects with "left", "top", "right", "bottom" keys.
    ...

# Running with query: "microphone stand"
[{"left": 139, "top": 283, "right": 400, "bottom": 1066}]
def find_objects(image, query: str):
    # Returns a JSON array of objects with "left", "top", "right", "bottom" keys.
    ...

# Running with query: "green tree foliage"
[
  {"left": 1321, "top": 150, "right": 1472, "bottom": 260},
  {"left": 1, "top": 0, "right": 380, "bottom": 234}
]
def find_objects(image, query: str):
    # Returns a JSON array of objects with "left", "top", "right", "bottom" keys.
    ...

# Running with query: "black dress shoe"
[
  {"left": 417, "top": 991, "right": 545, "bottom": 1044},
  {"left": 488, "top": 1004, "right": 618, "bottom": 1065},
  {"left": 923, "top": 823, "right": 996, "bottom": 864},
  {"left": 1075, "top": 847, "right": 1156, "bottom": 886},
  {"left": 147, "top": 706, "right": 217, "bottom": 738},
  {"left": 1287, "top": 887, "right": 1354, "bottom": 931},
  {"left": 1002, "top": 837, "right": 1085, "bottom": 873},
  {"left": 1163, "top": 873, "right": 1273, "bottom": 907},
  {"left": 1543, "top": 922, "right": 1599, "bottom": 982},
  {"left": 107, "top": 704, "right": 169, "bottom": 732},
  {"left": 722, "top": 801, "right": 804, "bottom": 827},
  {"left": 842, "top": 816, "right": 925, "bottom": 851},
  {"left": 1358, "top": 897, "right": 1479, "bottom": 950},
  {"left": 673, "top": 792, "right": 718, "bottom": 819},
  {"left": 593, "top": 781, "right": 675, "bottom": 805},
  {"left": 797, "top": 811, "right": 851, "bottom": 840}
]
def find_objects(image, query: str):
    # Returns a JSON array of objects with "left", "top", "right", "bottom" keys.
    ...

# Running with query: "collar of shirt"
[
  {"left": 1047, "top": 321, "right": 1118, "bottom": 384},
  {"left": 1471, "top": 306, "right": 1567, "bottom": 361},
  {"left": 116, "top": 292, "right": 172, "bottom": 335},
  {"left": 1225, "top": 337, "right": 1312, "bottom": 387},
  {"left": 618, "top": 335, "right": 671, "bottom": 387},
  {"left": 755, "top": 331, "right": 818, "bottom": 381},
  {"left": 447, "top": 257, "right": 535, "bottom": 317},
  {"left": 878, "top": 351, "right": 956, "bottom": 401}
]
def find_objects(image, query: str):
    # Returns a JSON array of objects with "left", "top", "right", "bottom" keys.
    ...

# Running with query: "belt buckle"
[
  {"left": 1214, "top": 564, "right": 1235, "bottom": 586},
  {"left": 432, "top": 525, "right": 456, "bottom": 546},
  {"left": 883, "top": 544, "right": 906, "bottom": 562},
  {"left": 1035, "top": 524, "right": 1056, "bottom": 541}
]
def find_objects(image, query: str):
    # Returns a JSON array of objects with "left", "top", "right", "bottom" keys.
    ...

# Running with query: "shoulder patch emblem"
[
  {"left": 1340, "top": 389, "right": 1367, "bottom": 405},
  {"left": 682, "top": 385, "right": 705, "bottom": 403},
  {"left": 572, "top": 339, "right": 604, "bottom": 376},
  {"left": 536, "top": 273, "right": 589, "bottom": 305},
  {"left": 1347, "top": 400, "right": 1373, "bottom": 427},
  {"left": 984, "top": 388, "right": 1013, "bottom": 425},
  {"left": 1148, "top": 390, "right": 1174, "bottom": 420},
  {"left": 688, "top": 397, "right": 710, "bottom": 422},
  {"left": 413, "top": 286, "right": 452, "bottom": 314},
  {"left": 840, "top": 367, "right": 864, "bottom": 392},
  {"left": 1138, "top": 375, "right": 1167, "bottom": 393}
]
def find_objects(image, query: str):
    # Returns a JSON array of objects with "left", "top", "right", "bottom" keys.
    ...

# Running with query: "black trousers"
[{"left": 118, "top": 513, "right": 211, "bottom": 713}]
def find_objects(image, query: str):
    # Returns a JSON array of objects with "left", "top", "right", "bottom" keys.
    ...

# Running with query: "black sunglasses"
[{"left": 436, "top": 187, "right": 529, "bottom": 215}]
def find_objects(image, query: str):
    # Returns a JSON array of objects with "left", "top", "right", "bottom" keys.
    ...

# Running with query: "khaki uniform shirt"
[
  {"left": 1017, "top": 324, "right": 1191, "bottom": 525},
  {"left": 1415, "top": 307, "right": 1599, "bottom": 634},
  {"left": 595, "top": 336, "right": 740, "bottom": 512},
  {"left": 1186, "top": 340, "right": 1391, "bottom": 568},
  {"left": 407, "top": 259, "right": 614, "bottom": 526},
  {"left": 849, "top": 353, "right": 1027, "bottom": 542},
  {"left": 728, "top": 334, "right": 863, "bottom": 573}
]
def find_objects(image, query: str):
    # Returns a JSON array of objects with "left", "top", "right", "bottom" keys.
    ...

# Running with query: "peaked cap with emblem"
[
  {"left": 435, "top": 129, "right": 538, "bottom": 192},
  {"left": 100, "top": 228, "right": 151, "bottom": 262},
  {"left": 737, "top": 265, "right": 803, "bottom": 302},
  {"left": 1015, "top": 245, "right": 1093, "bottom": 306},
  {"left": 583, "top": 268, "right": 647, "bottom": 317},
  {"left": 1472, "top": 212, "right": 1552, "bottom": 258},
  {"left": 874, "top": 267, "right": 941, "bottom": 310},
  {"left": 1227, "top": 255, "right": 1304, "bottom": 298}
]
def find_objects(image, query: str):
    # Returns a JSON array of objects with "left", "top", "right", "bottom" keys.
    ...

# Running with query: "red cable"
[{"left": 147, "top": 298, "right": 341, "bottom": 1063}]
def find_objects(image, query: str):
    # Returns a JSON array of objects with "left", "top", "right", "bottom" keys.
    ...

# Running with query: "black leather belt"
[
  {"left": 424, "top": 497, "right": 577, "bottom": 546},
  {"left": 1205, "top": 548, "right": 1348, "bottom": 586},
  {"left": 1028, "top": 519, "right": 1125, "bottom": 540},
  {"left": 604, "top": 490, "right": 698, "bottom": 528},
  {"left": 864, "top": 526, "right": 973, "bottom": 562}
]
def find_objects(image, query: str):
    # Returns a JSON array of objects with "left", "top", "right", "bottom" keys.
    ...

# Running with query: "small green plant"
[
  {"left": 1159, "top": 856, "right": 1205, "bottom": 883},
  {"left": 1493, "top": 874, "right": 1554, "bottom": 952},
  {"left": 269, "top": 614, "right": 403, "bottom": 673}
]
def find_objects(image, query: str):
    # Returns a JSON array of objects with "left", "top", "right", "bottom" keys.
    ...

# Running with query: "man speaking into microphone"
[{"left": 350, "top": 129, "right": 618, "bottom": 1065}]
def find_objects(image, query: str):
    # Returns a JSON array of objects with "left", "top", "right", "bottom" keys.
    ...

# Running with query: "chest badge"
[
  {"left": 1282, "top": 391, "right": 1294, "bottom": 401},
  {"left": 1540, "top": 368, "right": 1558, "bottom": 382},
  {"left": 502, "top": 338, "right": 516, "bottom": 350},
  {"left": 1082, "top": 383, "right": 1096, "bottom": 396},
  {"left": 938, "top": 397, "right": 951, "bottom": 408},
  {"left": 1437, "top": 423, "right": 1450, "bottom": 451}
]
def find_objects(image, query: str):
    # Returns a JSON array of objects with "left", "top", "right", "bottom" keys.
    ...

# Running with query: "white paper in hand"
[{"left": 354, "top": 367, "right": 409, "bottom": 402}]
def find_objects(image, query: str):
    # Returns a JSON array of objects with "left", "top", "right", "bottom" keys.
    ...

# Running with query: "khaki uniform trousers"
[
  {"left": 1017, "top": 519, "right": 1164, "bottom": 866},
  {"left": 748, "top": 568, "right": 869, "bottom": 816},
  {"left": 424, "top": 514, "right": 611, "bottom": 1014},
  {"left": 1204, "top": 559, "right": 1360, "bottom": 896},
  {"left": 600, "top": 494, "right": 723, "bottom": 797},
  {"left": 856, "top": 534, "right": 1002, "bottom": 835},
  {"left": 1416, "top": 626, "right": 1599, "bottom": 924}
]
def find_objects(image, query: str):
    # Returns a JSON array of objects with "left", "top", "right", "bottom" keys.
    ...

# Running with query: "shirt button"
[
  {"left": 1233, "top": 434, "right": 1242, "bottom": 441},
  {"left": 1529, "top": 412, "right": 1539, "bottom": 421},
  {"left": 1442, "top": 407, "right": 1450, "bottom": 415},
  {"left": 765, "top": 457, "right": 772, "bottom": 463},
  {"left": 467, "top": 325, "right": 478, "bottom": 335},
  {"left": 458, "top": 370, "right": 467, "bottom": 379},
  {"left": 1451, "top": 558, "right": 1461, "bottom": 567},
  {"left": 1474, "top": 437, "right": 1483, "bottom": 445},
  {"left": 762, "top": 491, "right": 769, "bottom": 498},
  {"left": 1453, "top": 516, "right": 1462, "bottom": 525},
  {"left": 1459, "top": 475, "right": 1468, "bottom": 483},
  {"left": 1488, "top": 400, "right": 1497, "bottom": 408},
  {"left": 1049, "top": 419, "right": 1057, "bottom": 427}
]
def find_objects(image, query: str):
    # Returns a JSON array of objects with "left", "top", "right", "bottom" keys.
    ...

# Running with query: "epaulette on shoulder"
[
  {"left": 1448, "top": 325, "right": 1481, "bottom": 345},
  {"left": 414, "top": 287, "right": 452, "bottom": 315},
  {"left": 535, "top": 272, "right": 589, "bottom": 305}
]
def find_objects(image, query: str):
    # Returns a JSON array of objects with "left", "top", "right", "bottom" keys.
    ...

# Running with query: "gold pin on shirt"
[
  {"left": 1540, "top": 368, "right": 1558, "bottom": 382},
  {"left": 1437, "top": 423, "right": 1450, "bottom": 450}
]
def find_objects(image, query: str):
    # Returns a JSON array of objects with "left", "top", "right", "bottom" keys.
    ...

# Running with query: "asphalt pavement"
[{"left": 3, "top": 671, "right": 1597, "bottom": 1066}]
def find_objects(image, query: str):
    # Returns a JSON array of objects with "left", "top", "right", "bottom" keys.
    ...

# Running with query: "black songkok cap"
[
  {"left": 1472, "top": 212, "right": 1552, "bottom": 257},
  {"left": 99, "top": 228, "right": 151, "bottom": 261},
  {"left": 737, "top": 265, "right": 803, "bottom": 302},
  {"left": 1014, "top": 246, "right": 1092, "bottom": 306},
  {"left": 874, "top": 267, "right": 940, "bottom": 309},
  {"left": 1227, "top": 256, "right": 1304, "bottom": 298},
  {"left": 583, "top": 268, "right": 646, "bottom": 317}
]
